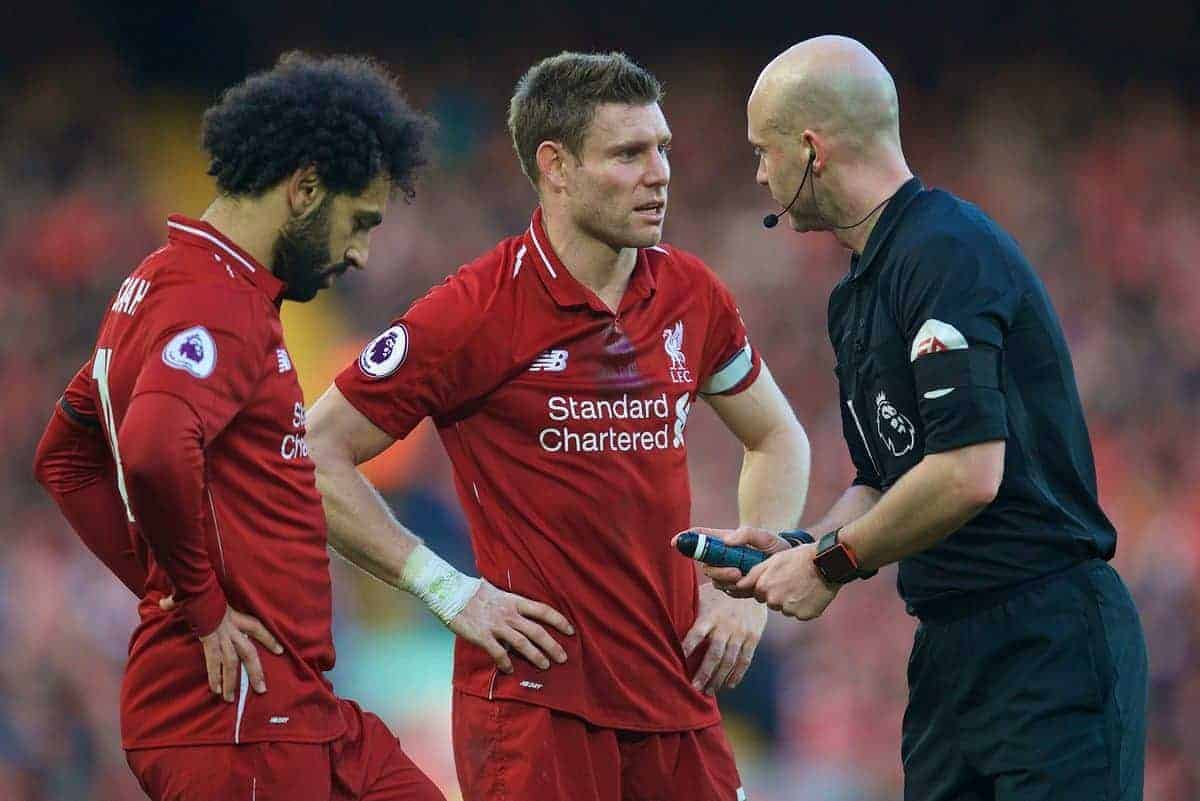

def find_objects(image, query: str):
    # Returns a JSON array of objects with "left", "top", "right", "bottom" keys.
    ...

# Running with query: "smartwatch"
[{"left": 813, "top": 528, "right": 877, "bottom": 584}]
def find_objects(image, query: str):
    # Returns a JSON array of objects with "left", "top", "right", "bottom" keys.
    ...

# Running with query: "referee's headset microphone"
[
  {"left": 762, "top": 150, "right": 815, "bottom": 229},
  {"left": 763, "top": 149, "right": 904, "bottom": 231}
]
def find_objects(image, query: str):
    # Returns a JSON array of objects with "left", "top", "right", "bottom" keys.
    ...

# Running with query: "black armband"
[
  {"left": 912, "top": 346, "right": 1001, "bottom": 399},
  {"left": 60, "top": 395, "right": 101, "bottom": 430}
]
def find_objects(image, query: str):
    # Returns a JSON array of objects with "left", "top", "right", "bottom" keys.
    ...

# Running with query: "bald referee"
[{"left": 697, "top": 36, "right": 1148, "bottom": 801}]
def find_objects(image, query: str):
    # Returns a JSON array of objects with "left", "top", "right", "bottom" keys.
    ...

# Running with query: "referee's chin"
[{"left": 788, "top": 211, "right": 819, "bottom": 233}]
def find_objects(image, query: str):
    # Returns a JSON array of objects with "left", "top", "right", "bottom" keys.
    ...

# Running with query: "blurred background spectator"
[{"left": 2, "top": 2, "right": 1198, "bottom": 799}]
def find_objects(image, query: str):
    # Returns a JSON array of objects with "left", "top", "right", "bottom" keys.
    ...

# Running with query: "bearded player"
[
  {"left": 306, "top": 52, "right": 811, "bottom": 800},
  {"left": 32, "top": 53, "right": 569, "bottom": 800}
]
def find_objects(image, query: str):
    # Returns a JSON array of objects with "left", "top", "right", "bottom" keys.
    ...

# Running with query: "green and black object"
[{"left": 674, "top": 530, "right": 814, "bottom": 575}]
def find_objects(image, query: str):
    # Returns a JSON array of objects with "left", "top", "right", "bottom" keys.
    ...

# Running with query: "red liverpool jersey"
[
  {"left": 336, "top": 208, "right": 760, "bottom": 731},
  {"left": 75, "top": 216, "right": 344, "bottom": 748}
]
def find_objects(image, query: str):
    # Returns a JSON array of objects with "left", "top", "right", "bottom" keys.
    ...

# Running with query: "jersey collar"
[
  {"left": 166, "top": 215, "right": 287, "bottom": 304},
  {"left": 524, "top": 207, "right": 657, "bottom": 313},
  {"left": 848, "top": 176, "right": 925, "bottom": 283}
]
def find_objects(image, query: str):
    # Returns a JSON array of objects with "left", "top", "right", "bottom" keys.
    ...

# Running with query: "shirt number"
[{"left": 92, "top": 348, "right": 135, "bottom": 522}]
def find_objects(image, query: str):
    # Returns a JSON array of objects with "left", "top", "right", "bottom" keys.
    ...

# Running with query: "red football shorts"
[
  {"left": 452, "top": 690, "right": 745, "bottom": 801},
  {"left": 125, "top": 699, "right": 445, "bottom": 801}
]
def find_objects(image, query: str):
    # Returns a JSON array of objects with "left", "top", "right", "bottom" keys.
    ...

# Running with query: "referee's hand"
[
  {"left": 685, "top": 526, "right": 791, "bottom": 597},
  {"left": 735, "top": 543, "right": 840, "bottom": 621}
]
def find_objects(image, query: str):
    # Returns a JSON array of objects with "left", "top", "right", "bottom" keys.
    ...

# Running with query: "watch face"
[{"left": 816, "top": 544, "right": 857, "bottom": 583}]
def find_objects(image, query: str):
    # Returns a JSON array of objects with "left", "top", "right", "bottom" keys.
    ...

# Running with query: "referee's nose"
[{"left": 755, "top": 156, "right": 769, "bottom": 188}]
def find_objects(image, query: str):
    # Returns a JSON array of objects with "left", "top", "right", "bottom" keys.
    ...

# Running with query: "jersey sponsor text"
[{"left": 539, "top": 392, "right": 689, "bottom": 453}]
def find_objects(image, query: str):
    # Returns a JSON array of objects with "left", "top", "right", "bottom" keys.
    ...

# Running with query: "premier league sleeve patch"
[
  {"left": 358, "top": 324, "right": 409, "bottom": 379},
  {"left": 161, "top": 326, "right": 217, "bottom": 378}
]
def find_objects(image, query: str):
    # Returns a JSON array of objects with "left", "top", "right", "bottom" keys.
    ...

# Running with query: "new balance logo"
[
  {"left": 530, "top": 349, "right": 568, "bottom": 372},
  {"left": 269, "top": 716, "right": 290, "bottom": 724},
  {"left": 519, "top": 680, "right": 544, "bottom": 690}
]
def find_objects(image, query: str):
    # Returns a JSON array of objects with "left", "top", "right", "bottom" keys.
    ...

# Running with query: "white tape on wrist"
[{"left": 399, "top": 544, "right": 482, "bottom": 625}]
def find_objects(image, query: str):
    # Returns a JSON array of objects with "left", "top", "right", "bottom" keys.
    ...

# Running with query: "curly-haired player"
[{"left": 32, "top": 52, "right": 459, "bottom": 800}]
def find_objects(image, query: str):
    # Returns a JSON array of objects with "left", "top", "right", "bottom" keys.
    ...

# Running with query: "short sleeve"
[
  {"left": 130, "top": 291, "right": 265, "bottom": 446},
  {"left": 698, "top": 275, "right": 762, "bottom": 397},
  {"left": 893, "top": 234, "right": 1018, "bottom": 453},
  {"left": 335, "top": 270, "right": 507, "bottom": 440}
]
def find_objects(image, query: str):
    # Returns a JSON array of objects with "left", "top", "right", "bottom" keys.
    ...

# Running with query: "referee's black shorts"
[{"left": 902, "top": 559, "right": 1148, "bottom": 801}]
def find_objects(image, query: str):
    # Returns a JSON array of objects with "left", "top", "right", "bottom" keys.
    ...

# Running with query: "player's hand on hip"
[
  {"left": 685, "top": 582, "right": 769, "bottom": 694},
  {"left": 198, "top": 606, "right": 284, "bottom": 702},
  {"left": 685, "top": 526, "right": 791, "bottom": 597},
  {"left": 736, "top": 544, "right": 838, "bottom": 620},
  {"left": 448, "top": 580, "right": 574, "bottom": 674}
]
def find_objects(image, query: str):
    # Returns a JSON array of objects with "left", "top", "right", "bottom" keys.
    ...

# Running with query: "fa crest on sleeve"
[{"left": 911, "top": 318, "right": 968, "bottom": 361}]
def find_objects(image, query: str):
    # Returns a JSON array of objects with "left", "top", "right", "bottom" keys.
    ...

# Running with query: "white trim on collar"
[
  {"left": 512, "top": 244, "right": 527, "bottom": 278},
  {"left": 168, "top": 220, "right": 257, "bottom": 273},
  {"left": 527, "top": 225, "right": 558, "bottom": 279}
]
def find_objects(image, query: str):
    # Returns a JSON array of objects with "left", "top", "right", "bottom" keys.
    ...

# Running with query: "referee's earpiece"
[{"left": 762, "top": 150, "right": 816, "bottom": 229}]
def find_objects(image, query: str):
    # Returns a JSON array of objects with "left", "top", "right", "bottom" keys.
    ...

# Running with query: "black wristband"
[{"left": 779, "top": 529, "right": 815, "bottom": 547}]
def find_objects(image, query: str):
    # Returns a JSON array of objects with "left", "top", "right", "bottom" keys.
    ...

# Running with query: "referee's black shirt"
[{"left": 828, "top": 177, "right": 1116, "bottom": 609}]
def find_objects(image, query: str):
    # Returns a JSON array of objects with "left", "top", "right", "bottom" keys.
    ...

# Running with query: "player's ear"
[
  {"left": 285, "top": 165, "right": 326, "bottom": 218},
  {"left": 535, "top": 141, "right": 570, "bottom": 193}
]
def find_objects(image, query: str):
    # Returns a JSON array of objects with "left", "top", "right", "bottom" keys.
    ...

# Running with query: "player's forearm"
[
  {"left": 34, "top": 407, "right": 148, "bottom": 596},
  {"left": 313, "top": 445, "right": 482, "bottom": 624},
  {"left": 737, "top": 418, "right": 811, "bottom": 531},
  {"left": 307, "top": 385, "right": 481, "bottom": 621},
  {"left": 838, "top": 444, "right": 1002, "bottom": 571},
  {"left": 801, "top": 483, "right": 882, "bottom": 538},
  {"left": 46, "top": 481, "right": 148, "bottom": 596},
  {"left": 314, "top": 450, "right": 422, "bottom": 589},
  {"left": 120, "top": 393, "right": 227, "bottom": 635}
]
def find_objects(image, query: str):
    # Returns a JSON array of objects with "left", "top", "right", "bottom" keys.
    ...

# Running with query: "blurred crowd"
[{"left": 1, "top": 50, "right": 1197, "bottom": 801}]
